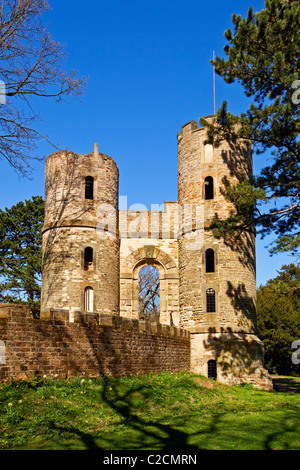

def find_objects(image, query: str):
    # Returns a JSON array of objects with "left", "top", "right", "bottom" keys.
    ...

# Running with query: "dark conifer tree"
[
  {"left": 201, "top": 0, "right": 300, "bottom": 257},
  {"left": 0, "top": 196, "right": 44, "bottom": 316}
]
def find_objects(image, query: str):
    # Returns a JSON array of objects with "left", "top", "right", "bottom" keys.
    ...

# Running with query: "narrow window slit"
[
  {"left": 205, "top": 249, "right": 215, "bottom": 273},
  {"left": 84, "top": 247, "right": 93, "bottom": 270},
  {"left": 84, "top": 286, "right": 93, "bottom": 312},
  {"left": 85, "top": 176, "right": 94, "bottom": 200},
  {"left": 206, "top": 288, "right": 216, "bottom": 312},
  {"left": 205, "top": 176, "right": 214, "bottom": 200}
]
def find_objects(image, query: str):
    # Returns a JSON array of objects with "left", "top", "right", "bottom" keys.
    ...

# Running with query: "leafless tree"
[
  {"left": 138, "top": 265, "right": 160, "bottom": 321},
  {"left": 0, "top": 0, "right": 87, "bottom": 175}
]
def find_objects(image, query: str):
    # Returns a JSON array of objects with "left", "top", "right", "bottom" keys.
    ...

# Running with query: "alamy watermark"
[
  {"left": 291, "top": 340, "right": 300, "bottom": 365},
  {"left": 96, "top": 197, "right": 205, "bottom": 251},
  {"left": 292, "top": 80, "right": 300, "bottom": 105},
  {"left": 0, "top": 81, "right": 6, "bottom": 105},
  {"left": 0, "top": 340, "right": 6, "bottom": 365}
]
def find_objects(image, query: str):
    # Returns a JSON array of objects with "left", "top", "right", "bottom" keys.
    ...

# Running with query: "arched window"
[
  {"left": 208, "top": 359, "right": 217, "bottom": 380},
  {"left": 206, "top": 288, "right": 216, "bottom": 313},
  {"left": 205, "top": 249, "right": 215, "bottom": 273},
  {"left": 84, "top": 247, "right": 93, "bottom": 270},
  {"left": 85, "top": 176, "right": 94, "bottom": 200},
  {"left": 205, "top": 176, "right": 214, "bottom": 200},
  {"left": 84, "top": 286, "right": 93, "bottom": 312}
]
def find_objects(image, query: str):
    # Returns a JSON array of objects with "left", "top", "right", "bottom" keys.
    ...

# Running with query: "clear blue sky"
[{"left": 0, "top": 0, "right": 292, "bottom": 286}]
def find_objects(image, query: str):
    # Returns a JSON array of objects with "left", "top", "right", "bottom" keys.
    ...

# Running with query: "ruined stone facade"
[{"left": 39, "top": 117, "right": 272, "bottom": 388}]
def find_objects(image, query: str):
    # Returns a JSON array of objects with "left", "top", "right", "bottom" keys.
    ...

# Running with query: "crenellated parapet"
[{"left": 0, "top": 304, "right": 190, "bottom": 381}]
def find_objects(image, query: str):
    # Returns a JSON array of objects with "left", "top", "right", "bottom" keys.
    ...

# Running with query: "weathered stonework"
[
  {"left": 7, "top": 117, "right": 272, "bottom": 389},
  {"left": 119, "top": 202, "right": 180, "bottom": 325},
  {"left": 175, "top": 119, "right": 267, "bottom": 387},
  {"left": 41, "top": 147, "right": 119, "bottom": 319}
]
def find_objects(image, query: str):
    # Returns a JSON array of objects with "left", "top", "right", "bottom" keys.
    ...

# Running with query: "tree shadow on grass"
[
  {"left": 44, "top": 378, "right": 222, "bottom": 451},
  {"left": 95, "top": 378, "right": 208, "bottom": 451},
  {"left": 43, "top": 376, "right": 300, "bottom": 451},
  {"left": 263, "top": 415, "right": 300, "bottom": 451}
]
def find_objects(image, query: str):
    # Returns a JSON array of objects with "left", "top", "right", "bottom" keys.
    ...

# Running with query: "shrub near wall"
[{"left": 0, "top": 304, "right": 190, "bottom": 380}]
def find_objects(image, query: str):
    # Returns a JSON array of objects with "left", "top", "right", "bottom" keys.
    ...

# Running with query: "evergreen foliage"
[
  {"left": 256, "top": 264, "right": 300, "bottom": 375},
  {"left": 201, "top": 0, "right": 300, "bottom": 257},
  {"left": 0, "top": 196, "right": 44, "bottom": 316}
]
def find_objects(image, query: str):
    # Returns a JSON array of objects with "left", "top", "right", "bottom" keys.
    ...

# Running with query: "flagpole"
[{"left": 213, "top": 50, "right": 216, "bottom": 115}]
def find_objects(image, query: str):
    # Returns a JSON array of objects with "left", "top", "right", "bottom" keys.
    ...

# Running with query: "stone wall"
[{"left": 0, "top": 305, "right": 190, "bottom": 381}]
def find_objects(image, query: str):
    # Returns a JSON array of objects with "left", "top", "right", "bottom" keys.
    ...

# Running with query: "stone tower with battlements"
[
  {"left": 40, "top": 118, "right": 269, "bottom": 387},
  {"left": 177, "top": 119, "right": 264, "bottom": 384},
  {"left": 41, "top": 144, "right": 119, "bottom": 320}
]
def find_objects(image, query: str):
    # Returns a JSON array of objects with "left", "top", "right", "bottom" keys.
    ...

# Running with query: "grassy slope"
[{"left": 0, "top": 372, "right": 299, "bottom": 451}]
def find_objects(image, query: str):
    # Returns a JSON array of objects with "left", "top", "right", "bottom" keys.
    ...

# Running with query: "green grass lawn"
[{"left": 0, "top": 372, "right": 299, "bottom": 451}]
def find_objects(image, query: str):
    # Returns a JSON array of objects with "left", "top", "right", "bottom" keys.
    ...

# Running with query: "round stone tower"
[
  {"left": 41, "top": 144, "right": 119, "bottom": 320},
  {"left": 177, "top": 119, "right": 269, "bottom": 386}
]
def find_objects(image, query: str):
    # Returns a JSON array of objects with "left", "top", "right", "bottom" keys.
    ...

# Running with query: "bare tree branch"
[{"left": 0, "top": 0, "right": 87, "bottom": 175}]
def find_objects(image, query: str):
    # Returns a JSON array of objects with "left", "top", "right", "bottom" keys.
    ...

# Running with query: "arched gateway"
[{"left": 120, "top": 245, "right": 179, "bottom": 326}]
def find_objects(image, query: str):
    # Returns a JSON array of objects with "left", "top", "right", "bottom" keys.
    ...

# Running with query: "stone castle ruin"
[{"left": 0, "top": 118, "right": 272, "bottom": 389}]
